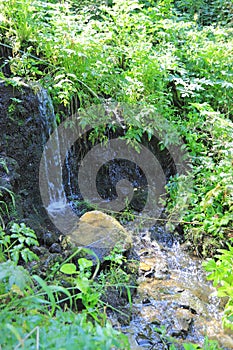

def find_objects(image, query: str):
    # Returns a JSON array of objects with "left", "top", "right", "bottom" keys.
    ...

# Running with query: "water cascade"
[{"left": 37, "top": 88, "right": 68, "bottom": 216}]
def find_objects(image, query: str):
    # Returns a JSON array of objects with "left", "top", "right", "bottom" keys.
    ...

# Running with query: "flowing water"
[
  {"left": 38, "top": 88, "right": 71, "bottom": 217},
  {"left": 37, "top": 92, "right": 233, "bottom": 348},
  {"left": 121, "top": 223, "right": 233, "bottom": 349}
]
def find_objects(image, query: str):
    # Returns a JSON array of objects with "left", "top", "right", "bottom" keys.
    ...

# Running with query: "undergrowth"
[
  {"left": 0, "top": 0, "right": 233, "bottom": 343},
  {"left": 0, "top": 246, "right": 132, "bottom": 349}
]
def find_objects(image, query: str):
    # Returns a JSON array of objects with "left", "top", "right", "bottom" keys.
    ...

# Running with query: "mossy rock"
[{"left": 67, "top": 210, "right": 132, "bottom": 261}]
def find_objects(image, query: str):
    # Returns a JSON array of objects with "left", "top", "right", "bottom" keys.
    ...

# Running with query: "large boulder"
[{"left": 68, "top": 210, "right": 132, "bottom": 260}]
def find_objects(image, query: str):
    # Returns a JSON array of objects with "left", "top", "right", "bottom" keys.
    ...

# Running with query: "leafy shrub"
[
  {"left": 174, "top": 0, "right": 233, "bottom": 27},
  {"left": 0, "top": 260, "right": 32, "bottom": 295},
  {"left": 0, "top": 253, "right": 130, "bottom": 349},
  {"left": 1, "top": 0, "right": 233, "bottom": 344},
  {"left": 0, "top": 223, "right": 39, "bottom": 264},
  {"left": 203, "top": 245, "right": 233, "bottom": 330},
  {"left": 0, "top": 309, "right": 129, "bottom": 349},
  {"left": 166, "top": 105, "right": 233, "bottom": 256}
]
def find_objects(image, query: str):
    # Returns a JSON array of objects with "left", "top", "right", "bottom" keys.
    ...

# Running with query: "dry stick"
[
  {"left": 100, "top": 207, "right": 204, "bottom": 226},
  {"left": 100, "top": 208, "right": 233, "bottom": 234},
  {"left": 14, "top": 326, "right": 39, "bottom": 350}
]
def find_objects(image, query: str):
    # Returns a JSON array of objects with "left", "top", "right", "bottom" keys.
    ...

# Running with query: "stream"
[
  {"left": 38, "top": 90, "right": 233, "bottom": 349},
  {"left": 120, "top": 222, "right": 233, "bottom": 349},
  {"left": 1, "top": 82, "right": 233, "bottom": 349}
]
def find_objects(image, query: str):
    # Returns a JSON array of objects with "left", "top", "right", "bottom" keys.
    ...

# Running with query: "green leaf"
[
  {"left": 0, "top": 261, "right": 31, "bottom": 291},
  {"left": 78, "top": 258, "right": 93, "bottom": 270},
  {"left": 33, "top": 275, "right": 57, "bottom": 316},
  {"left": 25, "top": 237, "right": 39, "bottom": 246},
  {"left": 60, "top": 263, "right": 77, "bottom": 275},
  {"left": 11, "top": 250, "right": 20, "bottom": 264},
  {"left": 75, "top": 277, "right": 90, "bottom": 294}
]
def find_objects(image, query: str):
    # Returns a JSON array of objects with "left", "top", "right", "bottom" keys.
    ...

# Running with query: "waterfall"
[{"left": 37, "top": 87, "right": 67, "bottom": 215}]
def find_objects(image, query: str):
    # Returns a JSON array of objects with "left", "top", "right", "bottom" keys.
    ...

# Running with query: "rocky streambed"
[
  {"left": 118, "top": 223, "right": 233, "bottom": 349},
  {"left": 30, "top": 210, "right": 233, "bottom": 349}
]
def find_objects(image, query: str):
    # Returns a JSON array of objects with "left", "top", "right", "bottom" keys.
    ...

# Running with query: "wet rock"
[
  {"left": 139, "top": 256, "right": 168, "bottom": 279},
  {"left": 138, "top": 278, "right": 184, "bottom": 299},
  {"left": 49, "top": 243, "right": 62, "bottom": 254},
  {"left": 43, "top": 231, "right": 59, "bottom": 247},
  {"left": 136, "top": 335, "right": 153, "bottom": 348},
  {"left": 140, "top": 279, "right": 209, "bottom": 315},
  {"left": 172, "top": 289, "right": 209, "bottom": 316},
  {"left": 40, "top": 254, "right": 63, "bottom": 274},
  {"left": 124, "top": 222, "right": 233, "bottom": 349},
  {"left": 135, "top": 275, "right": 233, "bottom": 349},
  {"left": 138, "top": 241, "right": 168, "bottom": 281},
  {"left": 68, "top": 210, "right": 132, "bottom": 261},
  {"left": 32, "top": 246, "right": 48, "bottom": 256},
  {"left": 171, "top": 308, "right": 193, "bottom": 336},
  {"left": 150, "top": 225, "right": 174, "bottom": 247},
  {"left": 195, "top": 316, "right": 233, "bottom": 349},
  {"left": 139, "top": 261, "right": 152, "bottom": 272},
  {"left": 139, "top": 305, "right": 162, "bottom": 324}
]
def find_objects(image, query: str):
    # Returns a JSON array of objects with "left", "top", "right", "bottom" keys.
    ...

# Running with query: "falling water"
[{"left": 37, "top": 87, "right": 67, "bottom": 215}]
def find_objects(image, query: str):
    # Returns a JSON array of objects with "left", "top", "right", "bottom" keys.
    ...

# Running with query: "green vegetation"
[
  {"left": 0, "top": 247, "right": 131, "bottom": 349},
  {"left": 0, "top": 223, "right": 39, "bottom": 263},
  {"left": 153, "top": 325, "right": 221, "bottom": 350},
  {"left": 203, "top": 245, "right": 233, "bottom": 330},
  {"left": 0, "top": 0, "right": 233, "bottom": 346},
  {"left": 183, "top": 337, "right": 221, "bottom": 350}
]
